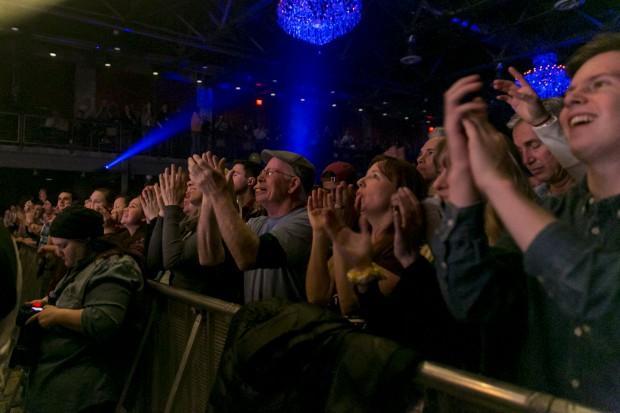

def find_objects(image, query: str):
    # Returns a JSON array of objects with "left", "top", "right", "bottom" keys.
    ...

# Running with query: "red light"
[
  {"left": 427, "top": 126, "right": 435, "bottom": 133},
  {"left": 255, "top": 99, "right": 263, "bottom": 106}
]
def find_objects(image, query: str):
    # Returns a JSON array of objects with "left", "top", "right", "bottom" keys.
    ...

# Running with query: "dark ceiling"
[{"left": 1, "top": 0, "right": 620, "bottom": 118}]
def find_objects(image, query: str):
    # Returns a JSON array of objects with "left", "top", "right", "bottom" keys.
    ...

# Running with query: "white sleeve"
[{"left": 533, "top": 115, "right": 586, "bottom": 181}]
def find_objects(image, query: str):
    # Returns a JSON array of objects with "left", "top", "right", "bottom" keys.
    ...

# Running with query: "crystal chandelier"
[
  {"left": 277, "top": 0, "right": 362, "bottom": 46},
  {"left": 523, "top": 53, "right": 570, "bottom": 99}
]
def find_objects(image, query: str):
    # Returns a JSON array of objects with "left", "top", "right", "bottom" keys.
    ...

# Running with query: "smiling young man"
[
  {"left": 191, "top": 149, "right": 315, "bottom": 303},
  {"left": 436, "top": 33, "right": 620, "bottom": 410}
]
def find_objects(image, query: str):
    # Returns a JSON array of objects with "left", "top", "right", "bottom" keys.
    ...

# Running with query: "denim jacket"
[{"left": 432, "top": 179, "right": 620, "bottom": 410}]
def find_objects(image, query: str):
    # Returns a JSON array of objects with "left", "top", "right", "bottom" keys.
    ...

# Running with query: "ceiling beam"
[{"left": 0, "top": 0, "right": 249, "bottom": 57}]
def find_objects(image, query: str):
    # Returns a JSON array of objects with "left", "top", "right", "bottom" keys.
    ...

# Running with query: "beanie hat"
[{"left": 50, "top": 206, "right": 104, "bottom": 240}]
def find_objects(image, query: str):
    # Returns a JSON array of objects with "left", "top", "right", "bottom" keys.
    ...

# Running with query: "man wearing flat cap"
[
  {"left": 190, "top": 149, "right": 315, "bottom": 303},
  {"left": 24, "top": 206, "right": 143, "bottom": 413}
]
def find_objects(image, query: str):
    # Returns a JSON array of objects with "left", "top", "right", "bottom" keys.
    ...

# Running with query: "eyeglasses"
[
  {"left": 260, "top": 168, "right": 296, "bottom": 179},
  {"left": 566, "top": 72, "right": 620, "bottom": 97}
]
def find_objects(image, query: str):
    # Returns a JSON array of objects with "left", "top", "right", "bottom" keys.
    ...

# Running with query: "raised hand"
[
  {"left": 333, "top": 182, "right": 358, "bottom": 229},
  {"left": 443, "top": 75, "right": 487, "bottom": 206},
  {"left": 140, "top": 185, "right": 161, "bottom": 222},
  {"left": 443, "top": 74, "right": 487, "bottom": 169},
  {"left": 493, "top": 66, "right": 550, "bottom": 126},
  {"left": 391, "top": 187, "right": 424, "bottom": 268},
  {"left": 188, "top": 152, "right": 230, "bottom": 197},
  {"left": 159, "top": 164, "right": 188, "bottom": 207},
  {"left": 307, "top": 188, "right": 330, "bottom": 233},
  {"left": 325, "top": 211, "right": 373, "bottom": 272},
  {"left": 461, "top": 116, "right": 513, "bottom": 194},
  {"left": 94, "top": 205, "right": 114, "bottom": 227}
]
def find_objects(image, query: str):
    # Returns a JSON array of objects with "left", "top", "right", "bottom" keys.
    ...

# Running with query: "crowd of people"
[{"left": 1, "top": 32, "right": 619, "bottom": 412}]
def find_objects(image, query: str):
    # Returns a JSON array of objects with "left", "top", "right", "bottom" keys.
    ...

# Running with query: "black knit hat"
[{"left": 50, "top": 206, "right": 103, "bottom": 240}]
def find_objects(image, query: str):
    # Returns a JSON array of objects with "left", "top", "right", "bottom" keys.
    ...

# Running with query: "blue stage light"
[
  {"left": 104, "top": 112, "right": 191, "bottom": 169},
  {"left": 523, "top": 52, "right": 570, "bottom": 99},
  {"left": 277, "top": 0, "right": 362, "bottom": 46}
]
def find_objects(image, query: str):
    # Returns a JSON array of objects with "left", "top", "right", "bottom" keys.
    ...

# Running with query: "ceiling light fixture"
[
  {"left": 49, "top": 52, "right": 57, "bottom": 57},
  {"left": 523, "top": 52, "right": 570, "bottom": 99},
  {"left": 277, "top": 0, "right": 362, "bottom": 46}
]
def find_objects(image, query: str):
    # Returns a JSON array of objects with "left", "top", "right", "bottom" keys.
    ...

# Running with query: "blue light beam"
[{"left": 104, "top": 112, "right": 191, "bottom": 170}]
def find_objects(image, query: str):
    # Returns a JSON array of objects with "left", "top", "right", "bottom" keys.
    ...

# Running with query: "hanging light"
[
  {"left": 277, "top": 0, "right": 362, "bottom": 46},
  {"left": 522, "top": 52, "right": 570, "bottom": 99}
]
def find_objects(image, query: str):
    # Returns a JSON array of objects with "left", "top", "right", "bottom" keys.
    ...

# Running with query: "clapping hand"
[
  {"left": 140, "top": 185, "right": 163, "bottom": 222},
  {"left": 461, "top": 115, "right": 513, "bottom": 194},
  {"left": 332, "top": 182, "right": 358, "bottom": 230},
  {"left": 159, "top": 164, "right": 188, "bottom": 207},
  {"left": 188, "top": 152, "right": 232, "bottom": 199},
  {"left": 307, "top": 188, "right": 330, "bottom": 234}
]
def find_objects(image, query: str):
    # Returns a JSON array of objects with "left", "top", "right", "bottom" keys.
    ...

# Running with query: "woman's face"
[
  {"left": 111, "top": 197, "right": 127, "bottom": 223},
  {"left": 356, "top": 162, "right": 397, "bottom": 216},
  {"left": 43, "top": 200, "right": 54, "bottom": 214},
  {"left": 121, "top": 197, "right": 144, "bottom": 226}
]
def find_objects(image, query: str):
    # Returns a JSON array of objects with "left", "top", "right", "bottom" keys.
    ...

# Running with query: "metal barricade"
[{"left": 123, "top": 281, "right": 603, "bottom": 413}]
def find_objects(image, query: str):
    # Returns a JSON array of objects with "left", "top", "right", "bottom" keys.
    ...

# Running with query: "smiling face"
[
  {"left": 356, "top": 161, "right": 398, "bottom": 216},
  {"left": 254, "top": 157, "right": 296, "bottom": 207},
  {"left": 89, "top": 190, "right": 109, "bottom": 211},
  {"left": 184, "top": 180, "right": 203, "bottom": 212},
  {"left": 121, "top": 197, "right": 144, "bottom": 226},
  {"left": 57, "top": 192, "right": 73, "bottom": 211},
  {"left": 560, "top": 51, "right": 620, "bottom": 165}
]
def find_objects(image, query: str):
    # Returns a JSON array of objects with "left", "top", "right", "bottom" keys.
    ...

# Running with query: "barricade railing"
[
  {"left": 122, "top": 280, "right": 603, "bottom": 413},
  {"left": 13, "top": 246, "right": 603, "bottom": 413}
]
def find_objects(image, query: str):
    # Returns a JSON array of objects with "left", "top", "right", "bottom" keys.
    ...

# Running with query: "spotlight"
[
  {"left": 256, "top": 99, "right": 264, "bottom": 106},
  {"left": 202, "top": 65, "right": 208, "bottom": 69},
  {"left": 331, "top": 103, "right": 337, "bottom": 107},
  {"left": 196, "top": 79, "right": 203, "bottom": 84},
  {"left": 113, "top": 47, "right": 121, "bottom": 52},
  {"left": 105, "top": 63, "right": 111, "bottom": 67},
  {"left": 235, "top": 86, "right": 241, "bottom": 90},
  {"left": 270, "top": 92, "right": 276, "bottom": 97},
  {"left": 152, "top": 71, "right": 159, "bottom": 76},
  {"left": 382, "top": 101, "right": 388, "bottom": 105},
  {"left": 357, "top": 108, "right": 364, "bottom": 112},
  {"left": 404, "top": 116, "right": 409, "bottom": 120},
  {"left": 272, "top": 79, "right": 278, "bottom": 83},
  {"left": 49, "top": 52, "right": 57, "bottom": 57},
  {"left": 300, "top": 98, "right": 305, "bottom": 102},
  {"left": 330, "top": 90, "right": 336, "bottom": 94},
  {"left": 10, "top": 27, "right": 19, "bottom": 32},
  {"left": 382, "top": 112, "right": 388, "bottom": 117}
]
